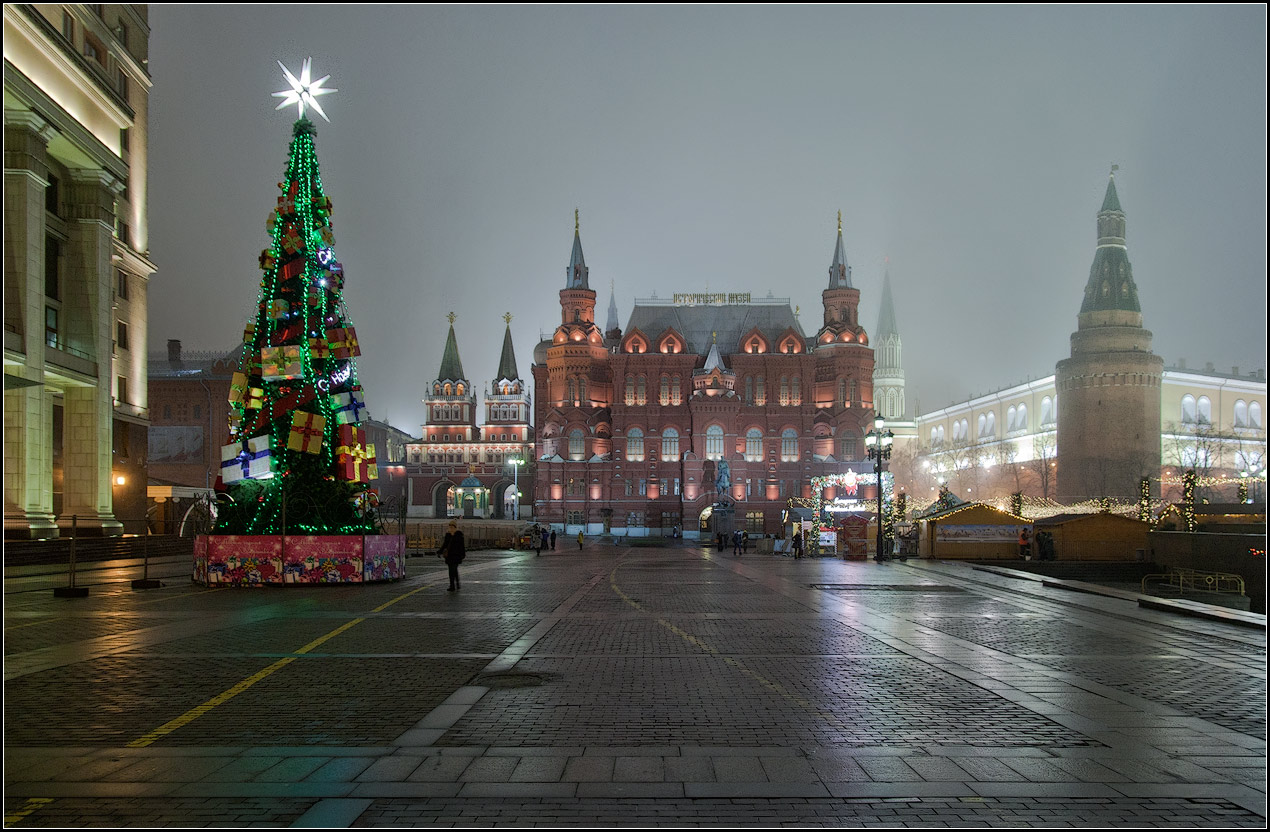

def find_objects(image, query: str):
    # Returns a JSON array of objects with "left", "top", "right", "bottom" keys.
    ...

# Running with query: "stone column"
[
  {"left": 58, "top": 169, "right": 123, "bottom": 535},
  {"left": 3, "top": 111, "right": 58, "bottom": 538}
]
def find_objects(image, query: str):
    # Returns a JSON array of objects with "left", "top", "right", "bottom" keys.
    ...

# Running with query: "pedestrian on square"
[
  {"left": 535, "top": 525, "right": 543, "bottom": 556},
  {"left": 541, "top": 527, "right": 549, "bottom": 554},
  {"left": 742, "top": 530, "right": 749, "bottom": 554},
  {"left": 733, "top": 529, "right": 741, "bottom": 556},
  {"left": 1018, "top": 527, "right": 1031, "bottom": 560},
  {"left": 793, "top": 530, "right": 803, "bottom": 559},
  {"left": 550, "top": 529, "right": 557, "bottom": 550},
  {"left": 438, "top": 521, "right": 465, "bottom": 591},
  {"left": 577, "top": 530, "right": 584, "bottom": 549}
]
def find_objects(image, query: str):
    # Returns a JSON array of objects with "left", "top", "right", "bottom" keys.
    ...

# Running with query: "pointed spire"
[
  {"left": 1082, "top": 171, "right": 1140, "bottom": 315},
  {"left": 828, "top": 212, "right": 852, "bottom": 288},
  {"left": 566, "top": 209, "right": 589, "bottom": 289},
  {"left": 1101, "top": 165, "right": 1122, "bottom": 213},
  {"left": 437, "top": 313, "right": 466, "bottom": 382},
  {"left": 606, "top": 281, "right": 619, "bottom": 333},
  {"left": 703, "top": 340, "right": 726, "bottom": 373},
  {"left": 876, "top": 270, "right": 899, "bottom": 339},
  {"left": 496, "top": 313, "right": 519, "bottom": 382}
]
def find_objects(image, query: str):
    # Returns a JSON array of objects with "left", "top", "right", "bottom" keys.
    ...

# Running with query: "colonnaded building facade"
[
  {"left": 904, "top": 173, "right": 1267, "bottom": 506},
  {"left": 531, "top": 216, "right": 886, "bottom": 538},
  {"left": 4, "top": 4, "right": 154, "bottom": 537}
]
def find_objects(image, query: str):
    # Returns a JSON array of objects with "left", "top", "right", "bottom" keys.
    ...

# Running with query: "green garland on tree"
[{"left": 214, "top": 118, "right": 378, "bottom": 536}]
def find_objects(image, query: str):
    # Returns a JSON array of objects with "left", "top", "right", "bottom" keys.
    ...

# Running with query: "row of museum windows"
[
  {"left": 562, "top": 426, "right": 858, "bottom": 463},
  {"left": 1181, "top": 395, "right": 1262, "bottom": 428}
]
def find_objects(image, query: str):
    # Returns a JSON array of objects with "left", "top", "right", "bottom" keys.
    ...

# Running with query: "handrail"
[{"left": 1142, "top": 567, "right": 1246, "bottom": 596}]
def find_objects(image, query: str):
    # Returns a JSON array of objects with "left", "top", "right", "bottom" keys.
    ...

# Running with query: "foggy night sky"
[{"left": 146, "top": 5, "right": 1267, "bottom": 435}]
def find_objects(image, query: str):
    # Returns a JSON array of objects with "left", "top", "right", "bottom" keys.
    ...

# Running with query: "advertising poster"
[
  {"left": 935, "top": 524, "right": 1027, "bottom": 543},
  {"left": 364, "top": 535, "right": 406, "bottom": 581},
  {"left": 284, "top": 536, "right": 364, "bottom": 583},
  {"left": 206, "top": 536, "right": 283, "bottom": 585}
]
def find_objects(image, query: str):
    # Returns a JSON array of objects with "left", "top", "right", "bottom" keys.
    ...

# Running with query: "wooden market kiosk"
[{"left": 915, "top": 501, "right": 1030, "bottom": 560}]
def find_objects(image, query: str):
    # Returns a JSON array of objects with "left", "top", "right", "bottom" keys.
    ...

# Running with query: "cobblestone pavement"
[{"left": 4, "top": 543, "right": 1265, "bottom": 827}]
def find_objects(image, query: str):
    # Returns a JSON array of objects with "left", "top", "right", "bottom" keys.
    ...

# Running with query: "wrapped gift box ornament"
[
  {"left": 309, "top": 338, "right": 331, "bottom": 359},
  {"left": 325, "top": 327, "right": 361, "bottom": 359},
  {"left": 220, "top": 435, "right": 274, "bottom": 483},
  {"left": 258, "top": 250, "right": 276, "bottom": 271},
  {"left": 228, "top": 373, "right": 265, "bottom": 408},
  {"left": 336, "top": 425, "right": 378, "bottom": 483},
  {"left": 332, "top": 386, "right": 367, "bottom": 425},
  {"left": 268, "top": 299, "right": 290, "bottom": 320},
  {"left": 287, "top": 411, "right": 326, "bottom": 454},
  {"left": 261, "top": 345, "right": 303, "bottom": 381},
  {"left": 281, "top": 225, "right": 305, "bottom": 254}
]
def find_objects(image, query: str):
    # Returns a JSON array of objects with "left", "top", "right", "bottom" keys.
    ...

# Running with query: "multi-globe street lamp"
[
  {"left": 509, "top": 457, "right": 524, "bottom": 520},
  {"left": 864, "top": 416, "right": 894, "bottom": 562}
]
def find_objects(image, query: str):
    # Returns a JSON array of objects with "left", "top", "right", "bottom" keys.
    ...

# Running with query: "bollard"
[
  {"left": 53, "top": 515, "right": 89, "bottom": 597},
  {"left": 132, "top": 524, "right": 162, "bottom": 589}
]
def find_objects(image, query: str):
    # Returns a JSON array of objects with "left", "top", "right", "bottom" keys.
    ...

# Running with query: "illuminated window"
[
  {"left": 745, "top": 377, "right": 753, "bottom": 404},
  {"left": 706, "top": 425, "right": 724, "bottom": 460},
  {"left": 671, "top": 375, "right": 682, "bottom": 405},
  {"left": 1235, "top": 400, "right": 1248, "bottom": 427},
  {"left": 791, "top": 376, "right": 801, "bottom": 406},
  {"left": 569, "top": 429, "right": 585, "bottom": 460},
  {"left": 578, "top": 376, "right": 587, "bottom": 404},
  {"left": 626, "top": 428, "right": 645, "bottom": 461},
  {"left": 1250, "top": 401, "right": 1262, "bottom": 429},
  {"left": 780, "top": 428, "right": 798, "bottom": 461},
  {"left": 1197, "top": 396, "right": 1212, "bottom": 425},
  {"left": 745, "top": 428, "right": 763, "bottom": 461},
  {"left": 1181, "top": 395, "right": 1197, "bottom": 424},
  {"left": 661, "top": 428, "right": 679, "bottom": 461},
  {"left": 659, "top": 375, "right": 670, "bottom": 406},
  {"left": 780, "top": 377, "right": 789, "bottom": 406},
  {"left": 756, "top": 376, "right": 766, "bottom": 405},
  {"left": 838, "top": 436, "right": 856, "bottom": 460},
  {"left": 637, "top": 375, "right": 646, "bottom": 405},
  {"left": 625, "top": 375, "right": 635, "bottom": 405}
]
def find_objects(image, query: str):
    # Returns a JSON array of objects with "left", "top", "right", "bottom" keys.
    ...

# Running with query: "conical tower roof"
[
  {"left": 828, "top": 211, "right": 852, "bottom": 289},
  {"left": 876, "top": 271, "right": 899, "bottom": 339},
  {"left": 606, "top": 284, "right": 620, "bottom": 333},
  {"left": 437, "top": 316, "right": 467, "bottom": 382},
  {"left": 495, "top": 318, "right": 519, "bottom": 382},
  {"left": 1080, "top": 171, "right": 1140, "bottom": 315},
  {"left": 566, "top": 209, "right": 589, "bottom": 289}
]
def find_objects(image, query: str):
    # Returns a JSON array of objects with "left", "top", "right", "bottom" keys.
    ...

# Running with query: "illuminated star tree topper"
[{"left": 272, "top": 57, "right": 337, "bottom": 122}]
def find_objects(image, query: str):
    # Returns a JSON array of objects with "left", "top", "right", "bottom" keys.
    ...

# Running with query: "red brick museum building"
[{"left": 532, "top": 218, "right": 880, "bottom": 538}]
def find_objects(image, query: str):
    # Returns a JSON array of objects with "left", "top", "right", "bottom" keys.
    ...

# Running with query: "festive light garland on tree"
[
  {"left": 213, "top": 60, "right": 378, "bottom": 536},
  {"left": 1139, "top": 477, "right": 1152, "bottom": 524},
  {"left": 1009, "top": 491, "right": 1023, "bottom": 518},
  {"left": 1181, "top": 469, "right": 1197, "bottom": 532}
]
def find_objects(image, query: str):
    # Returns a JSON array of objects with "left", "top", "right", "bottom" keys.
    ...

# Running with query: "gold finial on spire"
[
  {"left": 1111, "top": 163, "right": 1119, "bottom": 176},
  {"left": 503, "top": 312, "right": 512, "bottom": 326},
  {"left": 447, "top": 311, "right": 456, "bottom": 325},
  {"left": 837, "top": 210, "right": 842, "bottom": 233},
  {"left": 712, "top": 330, "right": 717, "bottom": 344},
  {"left": 575, "top": 208, "right": 579, "bottom": 234},
  {"left": 795, "top": 304, "right": 801, "bottom": 318}
]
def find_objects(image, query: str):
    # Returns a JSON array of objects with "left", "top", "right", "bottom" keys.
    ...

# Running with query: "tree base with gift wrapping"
[{"left": 198, "top": 72, "right": 402, "bottom": 586}]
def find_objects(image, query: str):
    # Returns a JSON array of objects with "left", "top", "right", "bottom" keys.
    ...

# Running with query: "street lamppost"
[
  {"left": 865, "top": 416, "right": 894, "bottom": 562},
  {"left": 509, "top": 457, "right": 524, "bottom": 520}
]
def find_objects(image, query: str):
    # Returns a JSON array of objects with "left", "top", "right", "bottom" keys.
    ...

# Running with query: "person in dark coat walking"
[
  {"left": 550, "top": 529, "right": 557, "bottom": 550},
  {"left": 439, "top": 521, "right": 465, "bottom": 591}
]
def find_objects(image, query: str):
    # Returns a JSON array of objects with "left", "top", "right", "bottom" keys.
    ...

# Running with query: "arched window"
[
  {"left": 659, "top": 374, "right": 670, "bottom": 406},
  {"left": 662, "top": 428, "right": 679, "bottom": 462},
  {"left": 745, "top": 428, "right": 763, "bottom": 461},
  {"left": 780, "top": 377, "right": 789, "bottom": 406},
  {"left": 791, "top": 376, "right": 801, "bottom": 406},
  {"left": 1197, "top": 396, "right": 1212, "bottom": 425},
  {"left": 1041, "top": 396, "right": 1053, "bottom": 426},
  {"left": 567, "top": 378, "right": 576, "bottom": 404},
  {"left": 977, "top": 414, "right": 986, "bottom": 438},
  {"left": 931, "top": 427, "right": 940, "bottom": 445},
  {"left": 937, "top": 425, "right": 946, "bottom": 444},
  {"left": 569, "top": 429, "right": 585, "bottom": 460},
  {"left": 838, "top": 380, "right": 846, "bottom": 407},
  {"left": 1251, "top": 401, "right": 1263, "bottom": 428},
  {"left": 456, "top": 383, "right": 465, "bottom": 395},
  {"left": 625, "top": 375, "right": 635, "bottom": 406},
  {"left": 626, "top": 428, "right": 644, "bottom": 461},
  {"left": 1016, "top": 403, "right": 1027, "bottom": 431},
  {"left": 745, "top": 377, "right": 754, "bottom": 405},
  {"left": 838, "top": 435, "right": 856, "bottom": 461},
  {"left": 706, "top": 425, "right": 724, "bottom": 460},
  {"left": 637, "top": 375, "right": 646, "bottom": 405},
  {"left": 671, "top": 375, "right": 682, "bottom": 405},
  {"left": 1007, "top": 406, "right": 1017, "bottom": 432},
  {"left": 578, "top": 376, "right": 587, "bottom": 404},
  {"left": 756, "top": 376, "right": 766, "bottom": 405},
  {"left": 780, "top": 428, "right": 799, "bottom": 461},
  {"left": 985, "top": 411, "right": 995, "bottom": 437},
  {"left": 444, "top": 383, "right": 452, "bottom": 395},
  {"left": 1235, "top": 400, "right": 1248, "bottom": 427},
  {"left": 1181, "top": 395, "right": 1197, "bottom": 424}
]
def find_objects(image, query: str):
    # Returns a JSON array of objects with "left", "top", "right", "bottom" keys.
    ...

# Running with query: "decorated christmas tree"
[{"left": 214, "top": 59, "right": 378, "bottom": 535}]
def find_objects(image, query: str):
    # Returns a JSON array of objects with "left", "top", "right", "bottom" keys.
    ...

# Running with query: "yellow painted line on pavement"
[
  {"left": 4, "top": 797, "right": 53, "bottom": 825},
  {"left": 127, "top": 580, "right": 433, "bottom": 747},
  {"left": 608, "top": 564, "right": 837, "bottom": 723}
]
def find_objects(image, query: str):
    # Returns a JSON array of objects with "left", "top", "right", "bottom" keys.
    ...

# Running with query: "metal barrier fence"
[
  {"left": 1141, "top": 567, "right": 1247, "bottom": 597},
  {"left": 404, "top": 522, "right": 520, "bottom": 553}
]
